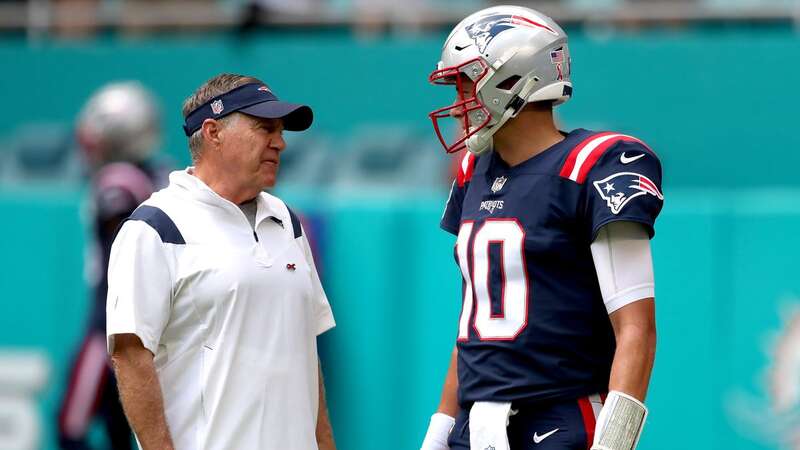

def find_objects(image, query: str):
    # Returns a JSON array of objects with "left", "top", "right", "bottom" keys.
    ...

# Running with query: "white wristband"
[
  {"left": 591, "top": 391, "right": 648, "bottom": 450},
  {"left": 420, "top": 413, "right": 455, "bottom": 450}
]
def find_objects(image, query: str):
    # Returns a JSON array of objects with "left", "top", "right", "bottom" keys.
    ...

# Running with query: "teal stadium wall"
[{"left": 0, "top": 26, "right": 798, "bottom": 449}]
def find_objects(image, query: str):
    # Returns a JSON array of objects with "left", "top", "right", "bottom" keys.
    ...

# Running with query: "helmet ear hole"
[{"left": 496, "top": 75, "right": 521, "bottom": 91}]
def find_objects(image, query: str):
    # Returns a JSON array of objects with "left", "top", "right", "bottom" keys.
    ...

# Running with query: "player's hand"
[{"left": 420, "top": 412, "right": 455, "bottom": 450}]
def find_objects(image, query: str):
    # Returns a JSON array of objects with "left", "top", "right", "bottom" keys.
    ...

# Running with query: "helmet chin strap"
[
  {"left": 465, "top": 132, "right": 493, "bottom": 155},
  {"left": 465, "top": 76, "right": 539, "bottom": 155}
]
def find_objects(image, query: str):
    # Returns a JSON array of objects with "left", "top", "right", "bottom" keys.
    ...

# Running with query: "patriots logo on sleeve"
[{"left": 593, "top": 172, "right": 663, "bottom": 215}]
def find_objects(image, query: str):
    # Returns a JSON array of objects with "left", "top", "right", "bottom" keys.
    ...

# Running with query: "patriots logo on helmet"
[
  {"left": 593, "top": 172, "right": 663, "bottom": 215},
  {"left": 465, "top": 14, "right": 556, "bottom": 53}
]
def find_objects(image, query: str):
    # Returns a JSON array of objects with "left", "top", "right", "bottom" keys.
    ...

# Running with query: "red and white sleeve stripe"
[{"left": 559, "top": 133, "right": 651, "bottom": 184}]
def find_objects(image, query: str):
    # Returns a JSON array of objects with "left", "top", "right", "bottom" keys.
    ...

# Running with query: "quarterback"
[{"left": 421, "top": 6, "right": 662, "bottom": 450}]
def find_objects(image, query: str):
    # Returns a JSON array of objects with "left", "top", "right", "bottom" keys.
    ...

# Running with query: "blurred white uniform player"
[{"left": 58, "top": 82, "right": 168, "bottom": 450}]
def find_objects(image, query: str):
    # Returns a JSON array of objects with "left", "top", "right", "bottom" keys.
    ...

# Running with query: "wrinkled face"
[{"left": 218, "top": 113, "right": 286, "bottom": 190}]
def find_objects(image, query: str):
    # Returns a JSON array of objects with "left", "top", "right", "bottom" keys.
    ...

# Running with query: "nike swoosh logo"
[
  {"left": 533, "top": 428, "right": 559, "bottom": 444},
  {"left": 454, "top": 44, "right": 473, "bottom": 51},
  {"left": 620, "top": 152, "right": 645, "bottom": 164}
]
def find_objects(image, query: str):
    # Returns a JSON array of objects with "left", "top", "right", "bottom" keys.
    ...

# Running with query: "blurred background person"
[{"left": 56, "top": 81, "right": 169, "bottom": 450}]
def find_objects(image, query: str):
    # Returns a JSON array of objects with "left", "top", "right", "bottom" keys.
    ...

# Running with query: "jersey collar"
[
  {"left": 169, "top": 168, "right": 282, "bottom": 224},
  {"left": 482, "top": 129, "right": 591, "bottom": 176}
]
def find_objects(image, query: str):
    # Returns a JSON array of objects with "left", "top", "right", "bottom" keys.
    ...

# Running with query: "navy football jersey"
[
  {"left": 440, "top": 129, "right": 664, "bottom": 406},
  {"left": 87, "top": 161, "right": 168, "bottom": 332}
]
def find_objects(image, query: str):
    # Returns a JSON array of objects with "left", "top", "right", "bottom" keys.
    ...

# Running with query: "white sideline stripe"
[
  {"left": 64, "top": 334, "right": 107, "bottom": 437},
  {"left": 568, "top": 134, "right": 626, "bottom": 181}
]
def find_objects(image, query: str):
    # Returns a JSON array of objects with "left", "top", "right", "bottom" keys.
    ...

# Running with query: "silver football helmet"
[
  {"left": 429, "top": 5, "right": 572, "bottom": 155},
  {"left": 77, "top": 81, "right": 160, "bottom": 165}
]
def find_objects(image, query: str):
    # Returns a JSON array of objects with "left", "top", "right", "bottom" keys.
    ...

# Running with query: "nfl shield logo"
[
  {"left": 211, "top": 99, "right": 224, "bottom": 115},
  {"left": 491, "top": 176, "right": 507, "bottom": 193}
]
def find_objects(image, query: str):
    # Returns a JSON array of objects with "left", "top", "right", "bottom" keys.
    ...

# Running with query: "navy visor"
[{"left": 182, "top": 82, "right": 313, "bottom": 136}]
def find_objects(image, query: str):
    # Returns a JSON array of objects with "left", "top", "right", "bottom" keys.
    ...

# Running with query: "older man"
[{"left": 106, "top": 73, "right": 336, "bottom": 450}]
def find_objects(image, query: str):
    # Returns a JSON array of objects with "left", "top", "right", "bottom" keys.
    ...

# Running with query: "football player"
[
  {"left": 57, "top": 81, "right": 169, "bottom": 450},
  {"left": 420, "top": 6, "right": 662, "bottom": 450}
]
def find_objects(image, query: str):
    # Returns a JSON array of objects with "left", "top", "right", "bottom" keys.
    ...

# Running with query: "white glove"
[
  {"left": 591, "top": 391, "right": 648, "bottom": 450},
  {"left": 420, "top": 412, "right": 455, "bottom": 450}
]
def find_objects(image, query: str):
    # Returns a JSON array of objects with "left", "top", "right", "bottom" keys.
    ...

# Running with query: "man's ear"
[{"left": 201, "top": 118, "right": 222, "bottom": 147}]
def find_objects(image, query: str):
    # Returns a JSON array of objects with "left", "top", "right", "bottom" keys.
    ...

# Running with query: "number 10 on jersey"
[{"left": 456, "top": 219, "right": 529, "bottom": 341}]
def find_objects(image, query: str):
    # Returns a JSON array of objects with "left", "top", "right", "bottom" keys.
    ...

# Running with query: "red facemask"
[{"left": 428, "top": 58, "right": 491, "bottom": 154}]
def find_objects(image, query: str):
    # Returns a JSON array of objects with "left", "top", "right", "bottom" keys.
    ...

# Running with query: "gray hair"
[{"left": 182, "top": 73, "right": 263, "bottom": 162}]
